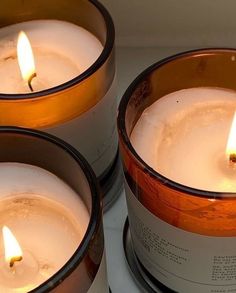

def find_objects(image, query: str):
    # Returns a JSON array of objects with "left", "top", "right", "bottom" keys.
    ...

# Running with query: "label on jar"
[
  {"left": 44, "top": 76, "right": 117, "bottom": 177},
  {"left": 125, "top": 180, "right": 236, "bottom": 293},
  {"left": 88, "top": 252, "right": 109, "bottom": 293}
]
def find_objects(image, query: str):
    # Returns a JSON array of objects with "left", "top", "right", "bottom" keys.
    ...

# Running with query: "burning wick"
[
  {"left": 226, "top": 111, "right": 236, "bottom": 166},
  {"left": 17, "top": 31, "right": 37, "bottom": 92},
  {"left": 28, "top": 72, "right": 37, "bottom": 92},
  {"left": 229, "top": 153, "right": 236, "bottom": 164},
  {"left": 2, "top": 226, "right": 23, "bottom": 269},
  {"left": 9, "top": 255, "right": 23, "bottom": 268}
]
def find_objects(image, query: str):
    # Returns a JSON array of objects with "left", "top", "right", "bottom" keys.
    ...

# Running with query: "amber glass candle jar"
[
  {"left": 118, "top": 49, "right": 236, "bottom": 293},
  {"left": 0, "top": 127, "right": 108, "bottom": 292},
  {"left": 0, "top": 0, "right": 120, "bottom": 210}
]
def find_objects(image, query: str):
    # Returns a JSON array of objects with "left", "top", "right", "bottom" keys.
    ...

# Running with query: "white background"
[{"left": 101, "top": 0, "right": 236, "bottom": 48}]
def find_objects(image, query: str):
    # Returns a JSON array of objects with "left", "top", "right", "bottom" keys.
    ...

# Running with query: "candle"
[
  {"left": 131, "top": 87, "right": 236, "bottom": 192},
  {"left": 0, "top": 0, "right": 121, "bottom": 209},
  {"left": 0, "top": 20, "right": 103, "bottom": 93},
  {"left": 0, "top": 162, "right": 89, "bottom": 292},
  {"left": 0, "top": 127, "right": 109, "bottom": 293},
  {"left": 118, "top": 49, "right": 236, "bottom": 293}
]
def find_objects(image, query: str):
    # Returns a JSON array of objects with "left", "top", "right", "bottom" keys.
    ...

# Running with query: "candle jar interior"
[
  {"left": 118, "top": 49, "right": 236, "bottom": 237},
  {"left": 0, "top": 127, "right": 104, "bottom": 293},
  {"left": 0, "top": 0, "right": 115, "bottom": 127}
]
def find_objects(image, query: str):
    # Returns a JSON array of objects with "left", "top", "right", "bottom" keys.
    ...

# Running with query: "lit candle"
[
  {"left": 3, "top": 226, "right": 23, "bottom": 268},
  {"left": 0, "top": 162, "right": 89, "bottom": 292},
  {"left": 118, "top": 49, "right": 236, "bottom": 293},
  {"left": 131, "top": 87, "right": 236, "bottom": 192},
  {"left": 17, "top": 31, "right": 37, "bottom": 92},
  {"left": 226, "top": 111, "right": 236, "bottom": 164},
  {"left": 0, "top": 20, "right": 102, "bottom": 93}
]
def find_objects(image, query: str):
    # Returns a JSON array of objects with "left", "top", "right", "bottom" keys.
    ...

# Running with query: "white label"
[
  {"left": 88, "top": 252, "right": 109, "bottom": 293},
  {"left": 44, "top": 77, "right": 117, "bottom": 177},
  {"left": 125, "top": 180, "right": 236, "bottom": 293}
]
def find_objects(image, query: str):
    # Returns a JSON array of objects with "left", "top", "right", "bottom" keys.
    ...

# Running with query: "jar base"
[
  {"left": 99, "top": 151, "right": 123, "bottom": 212},
  {"left": 123, "top": 218, "right": 176, "bottom": 293}
]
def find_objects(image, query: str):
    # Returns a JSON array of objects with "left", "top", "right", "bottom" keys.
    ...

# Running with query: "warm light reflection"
[
  {"left": 17, "top": 31, "right": 36, "bottom": 82},
  {"left": 2, "top": 226, "right": 23, "bottom": 267},
  {"left": 226, "top": 112, "right": 236, "bottom": 163}
]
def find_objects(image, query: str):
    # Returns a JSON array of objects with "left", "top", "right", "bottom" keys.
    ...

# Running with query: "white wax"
[
  {"left": 131, "top": 87, "right": 236, "bottom": 192},
  {"left": 0, "top": 163, "right": 89, "bottom": 292},
  {"left": 0, "top": 20, "right": 103, "bottom": 93}
]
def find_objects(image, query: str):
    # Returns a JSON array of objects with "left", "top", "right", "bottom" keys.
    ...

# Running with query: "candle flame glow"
[
  {"left": 2, "top": 226, "right": 23, "bottom": 267},
  {"left": 226, "top": 111, "right": 236, "bottom": 163},
  {"left": 17, "top": 31, "right": 36, "bottom": 83}
]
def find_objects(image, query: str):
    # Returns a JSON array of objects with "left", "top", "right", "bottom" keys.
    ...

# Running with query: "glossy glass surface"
[
  {"left": 0, "top": 127, "right": 103, "bottom": 292},
  {"left": 0, "top": 0, "right": 115, "bottom": 127},
  {"left": 118, "top": 49, "right": 236, "bottom": 236}
]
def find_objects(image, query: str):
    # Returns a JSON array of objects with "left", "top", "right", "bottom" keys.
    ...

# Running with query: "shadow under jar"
[
  {"left": 0, "top": 0, "right": 120, "bottom": 210},
  {"left": 0, "top": 127, "right": 108, "bottom": 293},
  {"left": 118, "top": 49, "right": 236, "bottom": 293}
]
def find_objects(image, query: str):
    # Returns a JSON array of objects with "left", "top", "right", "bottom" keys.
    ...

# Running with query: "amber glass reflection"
[
  {"left": 0, "top": 0, "right": 115, "bottom": 127},
  {"left": 118, "top": 49, "right": 236, "bottom": 237}
]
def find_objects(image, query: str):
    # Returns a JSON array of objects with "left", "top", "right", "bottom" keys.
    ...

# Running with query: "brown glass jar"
[
  {"left": 118, "top": 49, "right": 236, "bottom": 293},
  {"left": 0, "top": 126, "right": 108, "bottom": 293}
]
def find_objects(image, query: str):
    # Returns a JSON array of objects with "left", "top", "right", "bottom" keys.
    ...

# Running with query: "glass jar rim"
[
  {"left": 0, "top": 0, "right": 115, "bottom": 100},
  {"left": 118, "top": 48, "right": 236, "bottom": 199},
  {"left": 0, "top": 126, "right": 101, "bottom": 292}
]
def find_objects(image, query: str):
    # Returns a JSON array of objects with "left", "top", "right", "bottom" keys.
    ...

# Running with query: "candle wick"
[
  {"left": 28, "top": 72, "right": 37, "bottom": 92},
  {"left": 229, "top": 153, "right": 236, "bottom": 164},
  {"left": 9, "top": 256, "right": 23, "bottom": 268}
]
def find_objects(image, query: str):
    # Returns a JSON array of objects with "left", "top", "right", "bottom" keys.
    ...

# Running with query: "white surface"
[
  {"left": 131, "top": 87, "right": 236, "bottom": 192},
  {"left": 103, "top": 46, "right": 192, "bottom": 293},
  {"left": 101, "top": 0, "right": 236, "bottom": 48}
]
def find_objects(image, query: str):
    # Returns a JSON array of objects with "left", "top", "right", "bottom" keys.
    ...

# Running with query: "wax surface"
[
  {"left": 0, "top": 163, "right": 89, "bottom": 292},
  {"left": 0, "top": 20, "right": 103, "bottom": 93},
  {"left": 131, "top": 87, "right": 236, "bottom": 192}
]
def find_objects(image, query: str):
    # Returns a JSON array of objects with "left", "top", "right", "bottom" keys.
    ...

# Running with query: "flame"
[
  {"left": 226, "top": 111, "right": 236, "bottom": 162},
  {"left": 17, "top": 31, "right": 36, "bottom": 82},
  {"left": 2, "top": 226, "right": 23, "bottom": 266}
]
